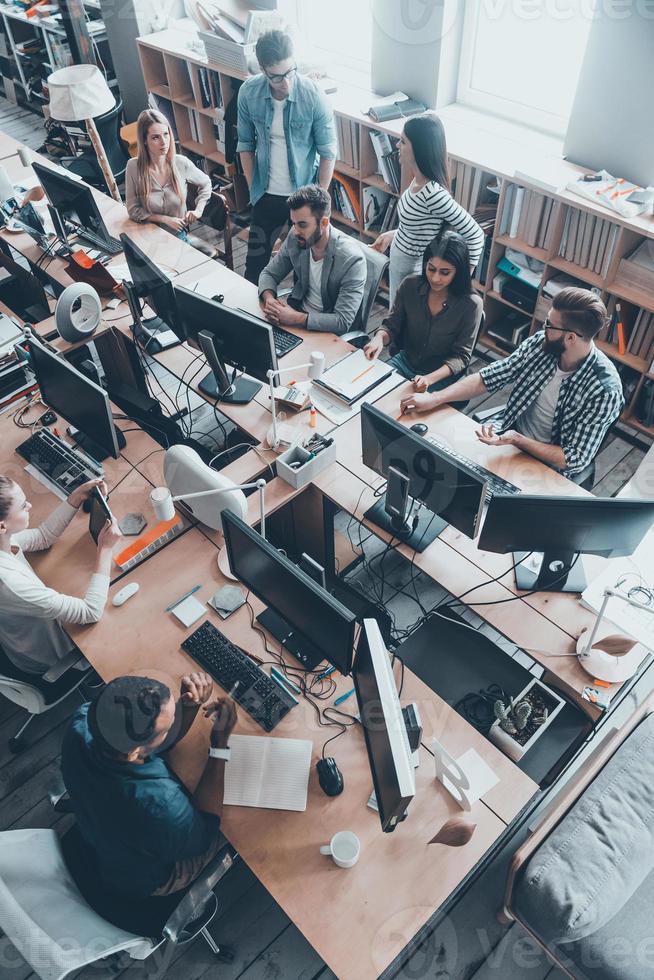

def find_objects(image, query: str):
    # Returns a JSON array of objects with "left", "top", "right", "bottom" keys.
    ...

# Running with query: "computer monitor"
[
  {"left": 174, "top": 285, "right": 278, "bottom": 404},
  {"left": 353, "top": 619, "right": 415, "bottom": 832},
  {"left": 120, "top": 233, "right": 185, "bottom": 346},
  {"left": 479, "top": 493, "right": 654, "bottom": 593},
  {"left": 221, "top": 511, "right": 357, "bottom": 674},
  {"left": 32, "top": 162, "right": 113, "bottom": 248},
  {"left": 0, "top": 252, "right": 50, "bottom": 322},
  {"left": 28, "top": 339, "right": 124, "bottom": 460},
  {"left": 360, "top": 402, "right": 487, "bottom": 552}
]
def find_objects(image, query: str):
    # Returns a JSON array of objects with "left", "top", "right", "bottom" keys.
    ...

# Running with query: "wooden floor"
[{"left": 0, "top": 97, "right": 651, "bottom": 980}]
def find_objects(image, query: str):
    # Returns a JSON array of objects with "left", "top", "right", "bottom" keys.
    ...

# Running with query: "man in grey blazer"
[{"left": 258, "top": 185, "right": 366, "bottom": 335}]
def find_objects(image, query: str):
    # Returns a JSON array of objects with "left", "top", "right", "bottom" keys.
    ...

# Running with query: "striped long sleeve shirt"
[
  {"left": 395, "top": 181, "right": 485, "bottom": 268},
  {"left": 479, "top": 331, "right": 625, "bottom": 477}
]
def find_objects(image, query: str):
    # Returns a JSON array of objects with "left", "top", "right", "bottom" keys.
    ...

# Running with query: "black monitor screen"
[
  {"left": 28, "top": 340, "right": 120, "bottom": 458},
  {"left": 174, "top": 286, "right": 278, "bottom": 383},
  {"left": 480, "top": 493, "right": 654, "bottom": 559},
  {"left": 222, "top": 512, "right": 357, "bottom": 674},
  {"left": 32, "top": 162, "right": 108, "bottom": 241},
  {"left": 121, "top": 233, "right": 185, "bottom": 341},
  {"left": 360, "top": 403, "right": 486, "bottom": 539}
]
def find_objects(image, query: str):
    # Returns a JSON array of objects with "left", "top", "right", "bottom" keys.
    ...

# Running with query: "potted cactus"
[{"left": 489, "top": 679, "right": 565, "bottom": 761}]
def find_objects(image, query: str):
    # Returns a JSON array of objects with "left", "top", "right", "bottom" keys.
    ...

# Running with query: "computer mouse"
[
  {"left": 112, "top": 582, "right": 140, "bottom": 607},
  {"left": 410, "top": 422, "right": 428, "bottom": 437},
  {"left": 316, "top": 757, "right": 344, "bottom": 797}
]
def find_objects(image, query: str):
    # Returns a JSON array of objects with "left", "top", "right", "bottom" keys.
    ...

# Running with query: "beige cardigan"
[
  {"left": 0, "top": 502, "right": 109, "bottom": 674},
  {"left": 125, "top": 155, "right": 211, "bottom": 223}
]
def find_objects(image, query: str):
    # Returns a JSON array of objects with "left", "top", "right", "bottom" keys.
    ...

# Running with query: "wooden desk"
[{"left": 0, "top": 132, "right": 21, "bottom": 161}]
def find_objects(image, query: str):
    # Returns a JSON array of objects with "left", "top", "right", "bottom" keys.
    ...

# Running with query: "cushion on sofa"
[{"left": 515, "top": 713, "right": 654, "bottom": 945}]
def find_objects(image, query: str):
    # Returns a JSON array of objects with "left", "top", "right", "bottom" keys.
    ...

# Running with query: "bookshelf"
[{"left": 136, "top": 27, "right": 654, "bottom": 443}]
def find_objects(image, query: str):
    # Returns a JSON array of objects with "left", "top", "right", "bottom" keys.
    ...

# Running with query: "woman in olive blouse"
[{"left": 364, "top": 230, "right": 482, "bottom": 391}]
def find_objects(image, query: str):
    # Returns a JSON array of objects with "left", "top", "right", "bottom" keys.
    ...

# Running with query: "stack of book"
[
  {"left": 188, "top": 109, "right": 204, "bottom": 146},
  {"left": 197, "top": 68, "right": 223, "bottom": 110},
  {"left": 558, "top": 209, "right": 620, "bottom": 276},
  {"left": 362, "top": 186, "right": 397, "bottom": 232},
  {"left": 615, "top": 239, "right": 654, "bottom": 294},
  {"left": 498, "top": 185, "right": 558, "bottom": 250},
  {"left": 331, "top": 175, "right": 360, "bottom": 224},
  {"left": 368, "top": 131, "right": 400, "bottom": 192},
  {"left": 335, "top": 116, "right": 359, "bottom": 171},
  {"left": 451, "top": 162, "right": 498, "bottom": 217},
  {"left": 600, "top": 304, "right": 654, "bottom": 362}
]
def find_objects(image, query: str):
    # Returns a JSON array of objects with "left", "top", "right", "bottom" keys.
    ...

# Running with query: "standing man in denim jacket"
[{"left": 237, "top": 30, "right": 337, "bottom": 284}]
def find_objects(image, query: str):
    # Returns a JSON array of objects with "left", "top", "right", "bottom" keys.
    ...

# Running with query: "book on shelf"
[
  {"left": 380, "top": 197, "right": 398, "bottom": 233},
  {"left": 197, "top": 67, "right": 212, "bottom": 108},
  {"left": 508, "top": 186, "right": 525, "bottom": 239},
  {"left": 331, "top": 174, "right": 360, "bottom": 223},
  {"left": 573, "top": 211, "right": 587, "bottom": 266},
  {"left": 516, "top": 188, "right": 531, "bottom": 242},
  {"left": 369, "top": 131, "right": 399, "bottom": 190},
  {"left": 498, "top": 183, "right": 515, "bottom": 237},
  {"left": 362, "top": 185, "right": 391, "bottom": 232},
  {"left": 382, "top": 149, "right": 401, "bottom": 193},
  {"left": 615, "top": 238, "right": 654, "bottom": 292}
]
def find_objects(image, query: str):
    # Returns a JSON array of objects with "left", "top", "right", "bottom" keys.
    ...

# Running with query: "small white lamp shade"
[
  {"left": 55, "top": 283, "right": 102, "bottom": 342},
  {"left": 47, "top": 65, "right": 115, "bottom": 122}
]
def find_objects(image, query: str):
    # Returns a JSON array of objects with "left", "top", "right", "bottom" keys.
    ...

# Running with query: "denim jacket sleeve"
[
  {"left": 311, "top": 91, "right": 337, "bottom": 160},
  {"left": 236, "top": 84, "right": 256, "bottom": 154}
]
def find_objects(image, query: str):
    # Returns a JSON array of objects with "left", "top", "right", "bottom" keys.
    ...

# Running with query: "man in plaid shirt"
[{"left": 399, "top": 288, "right": 624, "bottom": 481}]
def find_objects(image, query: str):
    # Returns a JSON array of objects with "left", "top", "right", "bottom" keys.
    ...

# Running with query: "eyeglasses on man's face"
[
  {"left": 543, "top": 317, "right": 584, "bottom": 339},
  {"left": 265, "top": 65, "right": 297, "bottom": 84}
]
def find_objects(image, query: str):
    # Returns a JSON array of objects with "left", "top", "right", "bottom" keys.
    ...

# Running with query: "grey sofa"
[{"left": 503, "top": 697, "right": 654, "bottom": 979}]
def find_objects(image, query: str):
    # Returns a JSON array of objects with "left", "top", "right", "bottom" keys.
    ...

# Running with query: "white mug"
[
  {"left": 150, "top": 486, "right": 175, "bottom": 522},
  {"left": 319, "top": 831, "right": 360, "bottom": 869}
]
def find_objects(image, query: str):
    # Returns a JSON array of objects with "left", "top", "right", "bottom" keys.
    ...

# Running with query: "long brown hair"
[
  {"left": 135, "top": 109, "right": 183, "bottom": 212},
  {"left": 403, "top": 112, "right": 450, "bottom": 191}
]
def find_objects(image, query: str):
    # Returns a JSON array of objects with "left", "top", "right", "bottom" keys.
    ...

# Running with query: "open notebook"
[{"left": 223, "top": 735, "right": 313, "bottom": 811}]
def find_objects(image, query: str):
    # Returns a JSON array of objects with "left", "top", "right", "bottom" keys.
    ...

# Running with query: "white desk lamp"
[
  {"left": 266, "top": 350, "right": 325, "bottom": 451},
  {"left": 153, "top": 445, "right": 267, "bottom": 578},
  {"left": 46, "top": 65, "right": 122, "bottom": 203},
  {"left": 576, "top": 587, "right": 654, "bottom": 682}
]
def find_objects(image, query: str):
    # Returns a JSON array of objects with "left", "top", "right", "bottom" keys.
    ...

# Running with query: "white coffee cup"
[
  {"left": 319, "top": 831, "right": 360, "bottom": 869},
  {"left": 150, "top": 486, "right": 175, "bottom": 522}
]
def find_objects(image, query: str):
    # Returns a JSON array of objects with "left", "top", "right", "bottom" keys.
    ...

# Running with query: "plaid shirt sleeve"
[
  {"left": 478, "top": 332, "right": 542, "bottom": 393},
  {"left": 560, "top": 385, "right": 625, "bottom": 476}
]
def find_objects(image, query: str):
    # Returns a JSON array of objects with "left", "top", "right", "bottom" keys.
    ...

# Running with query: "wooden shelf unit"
[{"left": 136, "top": 26, "right": 654, "bottom": 443}]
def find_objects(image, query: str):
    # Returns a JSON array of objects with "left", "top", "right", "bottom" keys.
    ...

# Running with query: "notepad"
[
  {"left": 224, "top": 734, "right": 312, "bottom": 811},
  {"left": 313, "top": 349, "right": 393, "bottom": 405}
]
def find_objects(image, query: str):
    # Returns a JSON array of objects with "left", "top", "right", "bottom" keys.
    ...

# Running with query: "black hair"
[
  {"left": 421, "top": 230, "right": 473, "bottom": 296},
  {"left": 287, "top": 184, "right": 331, "bottom": 220},
  {"left": 256, "top": 29, "right": 294, "bottom": 68},
  {"left": 88, "top": 675, "right": 172, "bottom": 759},
  {"left": 403, "top": 112, "right": 450, "bottom": 190},
  {"left": 552, "top": 287, "right": 608, "bottom": 340}
]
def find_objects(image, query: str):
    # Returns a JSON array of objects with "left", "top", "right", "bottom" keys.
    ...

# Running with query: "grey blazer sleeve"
[{"left": 306, "top": 250, "right": 366, "bottom": 335}]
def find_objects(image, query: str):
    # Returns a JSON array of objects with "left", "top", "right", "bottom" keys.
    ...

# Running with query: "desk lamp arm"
[
  {"left": 580, "top": 587, "right": 654, "bottom": 656},
  {"left": 172, "top": 478, "right": 267, "bottom": 539}
]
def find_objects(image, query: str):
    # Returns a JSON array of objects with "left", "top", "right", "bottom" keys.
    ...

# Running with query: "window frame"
[
  {"left": 293, "top": 0, "right": 373, "bottom": 79},
  {"left": 456, "top": 0, "right": 584, "bottom": 137}
]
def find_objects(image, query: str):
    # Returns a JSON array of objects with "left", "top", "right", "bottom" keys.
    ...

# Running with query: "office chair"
[
  {"left": 59, "top": 98, "right": 130, "bottom": 193},
  {"left": 0, "top": 825, "right": 237, "bottom": 980},
  {"left": 0, "top": 646, "right": 91, "bottom": 753},
  {"left": 190, "top": 187, "right": 234, "bottom": 268},
  {"left": 340, "top": 243, "right": 390, "bottom": 347}
]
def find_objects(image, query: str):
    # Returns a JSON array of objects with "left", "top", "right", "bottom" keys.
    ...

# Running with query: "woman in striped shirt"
[{"left": 371, "top": 113, "right": 484, "bottom": 304}]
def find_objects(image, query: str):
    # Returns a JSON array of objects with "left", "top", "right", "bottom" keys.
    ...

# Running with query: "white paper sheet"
[{"left": 224, "top": 734, "right": 312, "bottom": 811}]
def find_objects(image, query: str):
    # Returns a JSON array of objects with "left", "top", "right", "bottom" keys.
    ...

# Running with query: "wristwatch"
[{"left": 209, "top": 746, "right": 231, "bottom": 761}]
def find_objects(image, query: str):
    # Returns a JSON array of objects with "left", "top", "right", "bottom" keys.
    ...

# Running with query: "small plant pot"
[{"left": 489, "top": 679, "right": 565, "bottom": 762}]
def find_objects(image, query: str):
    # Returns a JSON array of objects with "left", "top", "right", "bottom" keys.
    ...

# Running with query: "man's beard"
[
  {"left": 543, "top": 336, "right": 565, "bottom": 357},
  {"left": 296, "top": 227, "right": 322, "bottom": 250}
]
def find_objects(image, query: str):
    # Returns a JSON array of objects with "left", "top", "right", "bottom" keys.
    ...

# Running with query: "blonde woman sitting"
[{"left": 125, "top": 108, "right": 216, "bottom": 257}]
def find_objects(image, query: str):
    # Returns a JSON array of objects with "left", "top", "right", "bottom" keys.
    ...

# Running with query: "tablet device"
[{"left": 88, "top": 487, "right": 112, "bottom": 543}]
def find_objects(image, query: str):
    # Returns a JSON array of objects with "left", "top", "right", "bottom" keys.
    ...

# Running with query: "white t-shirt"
[
  {"left": 517, "top": 366, "right": 573, "bottom": 443},
  {"left": 303, "top": 252, "right": 324, "bottom": 314},
  {"left": 267, "top": 98, "right": 293, "bottom": 196}
]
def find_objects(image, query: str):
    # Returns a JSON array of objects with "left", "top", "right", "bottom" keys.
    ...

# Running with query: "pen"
[
  {"left": 166, "top": 584, "right": 201, "bottom": 612},
  {"left": 317, "top": 665, "right": 336, "bottom": 678},
  {"left": 350, "top": 363, "right": 374, "bottom": 384},
  {"left": 334, "top": 687, "right": 355, "bottom": 706}
]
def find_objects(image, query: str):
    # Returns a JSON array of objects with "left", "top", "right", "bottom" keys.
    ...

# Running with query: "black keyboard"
[
  {"left": 181, "top": 620, "right": 297, "bottom": 733},
  {"left": 273, "top": 325, "right": 302, "bottom": 358},
  {"left": 16, "top": 429, "right": 102, "bottom": 494},
  {"left": 74, "top": 227, "right": 123, "bottom": 255},
  {"left": 425, "top": 434, "right": 520, "bottom": 499}
]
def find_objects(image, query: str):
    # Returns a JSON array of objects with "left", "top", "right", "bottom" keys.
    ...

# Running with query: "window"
[
  {"left": 288, "top": 0, "right": 373, "bottom": 81},
  {"left": 457, "top": 0, "right": 594, "bottom": 136}
]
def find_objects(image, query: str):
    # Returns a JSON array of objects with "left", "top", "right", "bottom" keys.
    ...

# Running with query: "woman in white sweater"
[
  {"left": 371, "top": 112, "right": 485, "bottom": 304},
  {"left": 125, "top": 108, "right": 214, "bottom": 256},
  {"left": 0, "top": 476, "right": 121, "bottom": 675}
]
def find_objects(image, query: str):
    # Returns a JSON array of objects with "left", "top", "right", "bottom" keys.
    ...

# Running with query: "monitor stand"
[
  {"left": 133, "top": 316, "right": 179, "bottom": 353},
  {"left": 256, "top": 607, "right": 323, "bottom": 671},
  {"left": 198, "top": 370, "right": 262, "bottom": 404},
  {"left": 514, "top": 550, "right": 587, "bottom": 593},
  {"left": 364, "top": 494, "right": 445, "bottom": 552},
  {"left": 69, "top": 426, "right": 126, "bottom": 463}
]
